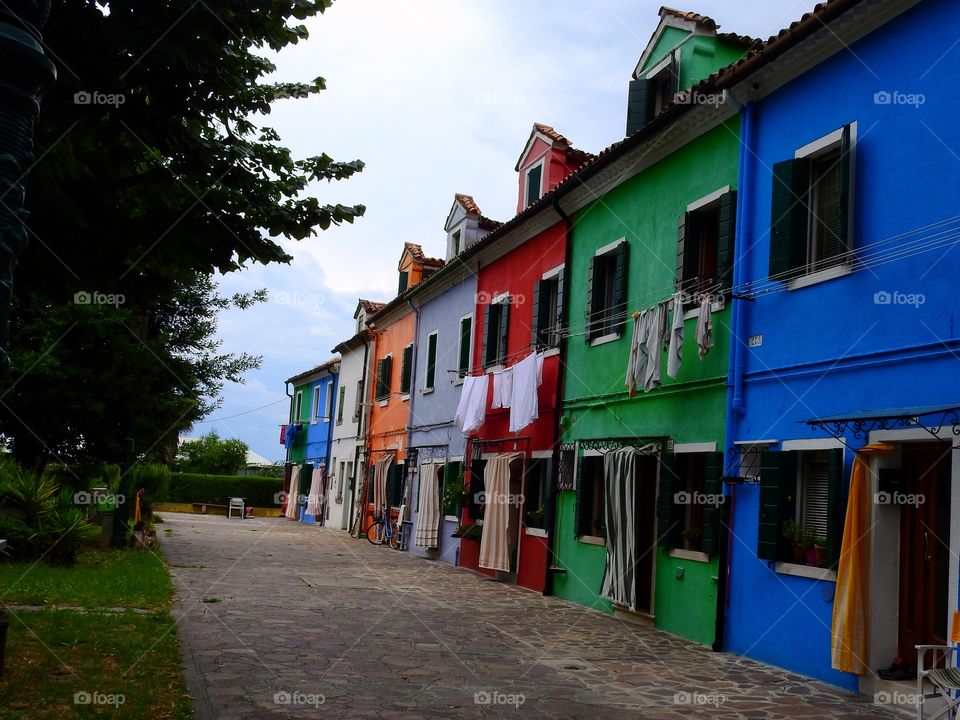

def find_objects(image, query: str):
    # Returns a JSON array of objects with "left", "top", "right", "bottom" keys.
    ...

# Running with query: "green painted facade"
[
  {"left": 552, "top": 84, "right": 743, "bottom": 646},
  {"left": 287, "top": 382, "right": 311, "bottom": 464},
  {"left": 641, "top": 27, "right": 749, "bottom": 93}
]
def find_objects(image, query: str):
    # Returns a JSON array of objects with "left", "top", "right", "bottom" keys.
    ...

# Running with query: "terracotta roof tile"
[
  {"left": 479, "top": 215, "right": 503, "bottom": 231},
  {"left": 286, "top": 357, "right": 340, "bottom": 384},
  {"left": 404, "top": 242, "right": 427, "bottom": 262},
  {"left": 359, "top": 298, "right": 386, "bottom": 315},
  {"left": 659, "top": 6, "right": 715, "bottom": 27},
  {"left": 455, "top": 193, "right": 482, "bottom": 216}
]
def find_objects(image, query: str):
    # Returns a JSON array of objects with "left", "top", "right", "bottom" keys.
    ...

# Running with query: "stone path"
[{"left": 161, "top": 513, "right": 905, "bottom": 719}]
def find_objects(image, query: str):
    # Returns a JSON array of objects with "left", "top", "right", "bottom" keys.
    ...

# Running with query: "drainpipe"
[
  {"left": 543, "top": 195, "right": 574, "bottom": 596},
  {"left": 715, "top": 94, "right": 756, "bottom": 652},
  {"left": 284, "top": 380, "right": 293, "bottom": 467},
  {"left": 405, "top": 299, "right": 422, "bottom": 516}
]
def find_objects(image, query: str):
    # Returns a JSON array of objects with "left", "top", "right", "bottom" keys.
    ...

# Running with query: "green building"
[{"left": 550, "top": 8, "right": 753, "bottom": 646}]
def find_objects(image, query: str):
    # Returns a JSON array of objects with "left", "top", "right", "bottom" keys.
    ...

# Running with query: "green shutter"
[
  {"left": 398, "top": 271, "right": 409, "bottom": 294},
  {"left": 336, "top": 386, "right": 345, "bottom": 423},
  {"left": 573, "top": 448, "right": 583, "bottom": 537},
  {"left": 458, "top": 316, "right": 472, "bottom": 375},
  {"left": 426, "top": 333, "right": 437, "bottom": 389},
  {"left": 481, "top": 304, "right": 491, "bottom": 367},
  {"left": 555, "top": 268, "right": 565, "bottom": 337},
  {"left": 625, "top": 78, "right": 654, "bottom": 136},
  {"left": 716, "top": 191, "right": 737, "bottom": 292},
  {"left": 668, "top": 51, "right": 680, "bottom": 95},
  {"left": 400, "top": 345, "right": 412, "bottom": 395},
  {"left": 585, "top": 256, "right": 598, "bottom": 342},
  {"left": 497, "top": 299, "right": 510, "bottom": 364},
  {"left": 826, "top": 448, "right": 844, "bottom": 567},
  {"left": 769, "top": 158, "right": 810, "bottom": 279},
  {"left": 839, "top": 124, "right": 853, "bottom": 253},
  {"left": 530, "top": 279, "right": 542, "bottom": 348},
  {"left": 657, "top": 452, "right": 681, "bottom": 549},
  {"left": 700, "top": 452, "right": 725, "bottom": 556},
  {"left": 375, "top": 358, "right": 386, "bottom": 400},
  {"left": 757, "top": 450, "right": 798, "bottom": 561},
  {"left": 611, "top": 242, "right": 629, "bottom": 336},
  {"left": 677, "top": 211, "right": 700, "bottom": 291}
]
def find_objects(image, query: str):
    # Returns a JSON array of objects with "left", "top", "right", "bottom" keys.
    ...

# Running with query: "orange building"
[{"left": 359, "top": 243, "right": 443, "bottom": 536}]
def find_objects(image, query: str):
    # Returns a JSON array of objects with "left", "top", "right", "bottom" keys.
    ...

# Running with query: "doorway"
[
  {"left": 634, "top": 454, "right": 658, "bottom": 615},
  {"left": 898, "top": 442, "right": 951, "bottom": 654}
]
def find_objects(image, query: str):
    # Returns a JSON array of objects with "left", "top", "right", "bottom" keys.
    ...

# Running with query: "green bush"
[
  {"left": 168, "top": 473, "right": 283, "bottom": 508},
  {"left": 33, "top": 490, "right": 100, "bottom": 566}
]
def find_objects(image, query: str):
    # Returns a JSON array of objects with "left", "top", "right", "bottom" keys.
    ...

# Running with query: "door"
[
  {"left": 507, "top": 457, "right": 524, "bottom": 576},
  {"left": 634, "top": 455, "right": 658, "bottom": 615},
  {"left": 898, "top": 442, "right": 951, "bottom": 656}
]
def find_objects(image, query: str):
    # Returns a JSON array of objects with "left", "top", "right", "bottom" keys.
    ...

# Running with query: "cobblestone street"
[{"left": 162, "top": 513, "right": 903, "bottom": 719}]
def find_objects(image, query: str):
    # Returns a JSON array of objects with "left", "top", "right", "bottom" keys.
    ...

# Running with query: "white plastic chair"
[
  {"left": 917, "top": 612, "right": 960, "bottom": 720},
  {"left": 228, "top": 497, "right": 244, "bottom": 519}
]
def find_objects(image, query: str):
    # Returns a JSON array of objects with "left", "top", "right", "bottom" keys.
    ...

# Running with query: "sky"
[{"left": 199, "top": 0, "right": 809, "bottom": 462}]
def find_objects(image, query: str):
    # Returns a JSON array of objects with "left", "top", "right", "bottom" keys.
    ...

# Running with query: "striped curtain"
[
  {"left": 305, "top": 465, "right": 323, "bottom": 516},
  {"left": 284, "top": 465, "right": 302, "bottom": 520},
  {"left": 415, "top": 463, "right": 440, "bottom": 548},
  {"left": 600, "top": 448, "right": 639, "bottom": 610},
  {"left": 372, "top": 455, "right": 392, "bottom": 518},
  {"left": 479, "top": 452, "right": 521, "bottom": 572}
]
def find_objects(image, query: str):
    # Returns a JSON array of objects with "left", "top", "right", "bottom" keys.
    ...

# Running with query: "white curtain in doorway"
[
  {"left": 306, "top": 465, "right": 324, "bottom": 516},
  {"left": 372, "top": 455, "right": 393, "bottom": 516},
  {"left": 600, "top": 447, "right": 641, "bottom": 610},
  {"left": 285, "top": 465, "right": 302, "bottom": 519},
  {"left": 415, "top": 463, "right": 440, "bottom": 548},
  {"left": 479, "top": 453, "right": 521, "bottom": 572}
]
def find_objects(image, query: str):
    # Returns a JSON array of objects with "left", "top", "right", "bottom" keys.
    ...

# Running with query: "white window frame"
[
  {"left": 484, "top": 294, "right": 511, "bottom": 372},
  {"left": 400, "top": 343, "right": 413, "bottom": 401},
  {"left": 522, "top": 157, "right": 546, "bottom": 209},
  {"left": 323, "top": 382, "right": 334, "bottom": 421},
  {"left": 294, "top": 391, "right": 303, "bottom": 422},
  {"left": 423, "top": 330, "right": 438, "bottom": 394},
  {"left": 588, "top": 239, "right": 627, "bottom": 345},
  {"left": 310, "top": 386, "right": 321, "bottom": 423},
  {"left": 454, "top": 313, "right": 474, "bottom": 386},
  {"left": 377, "top": 352, "right": 393, "bottom": 407}
]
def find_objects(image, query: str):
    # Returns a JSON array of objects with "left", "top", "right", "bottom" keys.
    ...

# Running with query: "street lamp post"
[{"left": 0, "top": 0, "right": 56, "bottom": 370}]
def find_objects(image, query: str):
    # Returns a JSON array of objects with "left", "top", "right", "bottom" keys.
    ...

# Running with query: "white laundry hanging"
[
  {"left": 666, "top": 291, "right": 684, "bottom": 379},
  {"left": 696, "top": 296, "right": 713, "bottom": 358},
  {"left": 454, "top": 374, "right": 489, "bottom": 435},
  {"left": 507, "top": 351, "right": 543, "bottom": 433}
]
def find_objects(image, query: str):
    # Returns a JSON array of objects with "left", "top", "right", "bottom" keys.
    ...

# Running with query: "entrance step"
[
  {"left": 612, "top": 605, "right": 655, "bottom": 627},
  {"left": 860, "top": 674, "right": 933, "bottom": 717}
]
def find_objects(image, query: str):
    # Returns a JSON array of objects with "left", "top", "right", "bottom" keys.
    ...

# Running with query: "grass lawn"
[{"left": 0, "top": 549, "right": 191, "bottom": 719}]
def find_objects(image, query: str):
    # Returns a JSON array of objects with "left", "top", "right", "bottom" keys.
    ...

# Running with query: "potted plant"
[
  {"left": 526, "top": 505, "right": 545, "bottom": 528},
  {"left": 782, "top": 519, "right": 806, "bottom": 563},
  {"left": 802, "top": 528, "right": 817, "bottom": 566},
  {"left": 814, "top": 536, "right": 828, "bottom": 568},
  {"left": 460, "top": 523, "right": 482, "bottom": 541}
]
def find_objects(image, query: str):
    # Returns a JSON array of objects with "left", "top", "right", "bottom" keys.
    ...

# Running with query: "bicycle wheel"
[
  {"left": 389, "top": 522, "right": 402, "bottom": 550},
  {"left": 366, "top": 520, "right": 385, "bottom": 545}
]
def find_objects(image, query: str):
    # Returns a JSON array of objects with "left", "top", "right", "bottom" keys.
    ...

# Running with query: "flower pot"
[
  {"left": 805, "top": 547, "right": 818, "bottom": 566},
  {"left": 791, "top": 542, "right": 806, "bottom": 563},
  {"left": 814, "top": 545, "right": 827, "bottom": 568}
]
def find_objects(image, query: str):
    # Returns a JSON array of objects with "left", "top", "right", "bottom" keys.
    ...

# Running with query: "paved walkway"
[{"left": 162, "top": 513, "right": 904, "bottom": 719}]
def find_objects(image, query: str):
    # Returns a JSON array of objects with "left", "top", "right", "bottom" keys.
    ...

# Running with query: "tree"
[
  {"left": 0, "top": 0, "right": 364, "bottom": 471},
  {"left": 175, "top": 431, "right": 249, "bottom": 475}
]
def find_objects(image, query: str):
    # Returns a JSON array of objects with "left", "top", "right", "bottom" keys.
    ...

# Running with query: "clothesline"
[{"left": 454, "top": 351, "right": 545, "bottom": 436}]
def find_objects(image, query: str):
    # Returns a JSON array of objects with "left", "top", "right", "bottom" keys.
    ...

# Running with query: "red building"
[{"left": 457, "top": 124, "right": 593, "bottom": 592}]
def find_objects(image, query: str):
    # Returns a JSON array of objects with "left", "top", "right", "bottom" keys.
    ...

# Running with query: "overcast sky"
[{"left": 200, "top": 0, "right": 807, "bottom": 462}]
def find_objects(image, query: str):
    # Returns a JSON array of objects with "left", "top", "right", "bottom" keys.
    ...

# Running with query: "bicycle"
[{"left": 366, "top": 505, "right": 402, "bottom": 549}]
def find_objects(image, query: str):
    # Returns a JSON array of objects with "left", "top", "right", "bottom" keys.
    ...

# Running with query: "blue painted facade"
[
  {"left": 293, "top": 365, "right": 339, "bottom": 525},
  {"left": 724, "top": 0, "right": 960, "bottom": 691}
]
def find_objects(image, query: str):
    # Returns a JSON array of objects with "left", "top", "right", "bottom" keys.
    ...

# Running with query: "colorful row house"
[{"left": 279, "top": 0, "right": 960, "bottom": 707}]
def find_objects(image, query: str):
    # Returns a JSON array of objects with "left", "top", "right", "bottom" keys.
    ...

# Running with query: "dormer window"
[
  {"left": 452, "top": 230, "right": 461, "bottom": 256},
  {"left": 398, "top": 270, "right": 409, "bottom": 294},
  {"left": 524, "top": 162, "right": 543, "bottom": 208},
  {"left": 625, "top": 52, "right": 679, "bottom": 135},
  {"left": 648, "top": 54, "right": 678, "bottom": 117}
]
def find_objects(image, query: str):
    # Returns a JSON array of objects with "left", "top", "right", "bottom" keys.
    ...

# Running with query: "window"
[
  {"left": 586, "top": 241, "right": 628, "bottom": 341},
  {"left": 677, "top": 189, "right": 737, "bottom": 295},
  {"left": 576, "top": 456, "right": 605, "bottom": 538},
  {"left": 457, "top": 315, "right": 473, "bottom": 378},
  {"left": 524, "top": 163, "right": 543, "bottom": 207},
  {"left": 467, "top": 458, "right": 487, "bottom": 520},
  {"left": 389, "top": 464, "right": 405, "bottom": 507},
  {"left": 524, "top": 459, "right": 549, "bottom": 530},
  {"left": 452, "top": 230, "right": 461, "bottom": 256},
  {"left": 756, "top": 448, "right": 843, "bottom": 567},
  {"left": 482, "top": 296, "right": 510, "bottom": 367},
  {"left": 354, "top": 379, "right": 363, "bottom": 421},
  {"left": 312, "top": 386, "right": 321, "bottom": 423},
  {"left": 769, "top": 124, "right": 855, "bottom": 280},
  {"left": 424, "top": 332, "right": 438, "bottom": 391},
  {"left": 323, "top": 383, "right": 334, "bottom": 420},
  {"left": 336, "top": 461, "right": 345, "bottom": 502},
  {"left": 417, "top": 462, "right": 444, "bottom": 513},
  {"left": 400, "top": 343, "right": 414, "bottom": 396},
  {"left": 625, "top": 52, "right": 678, "bottom": 136},
  {"left": 656, "top": 453, "right": 723, "bottom": 555},
  {"left": 375, "top": 355, "right": 392, "bottom": 402},
  {"left": 532, "top": 269, "right": 563, "bottom": 349},
  {"left": 336, "top": 386, "right": 346, "bottom": 425},
  {"left": 441, "top": 461, "right": 463, "bottom": 517},
  {"left": 294, "top": 391, "right": 303, "bottom": 421},
  {"left": 398, "top": 270, "right": 409, "bottom": 294}
]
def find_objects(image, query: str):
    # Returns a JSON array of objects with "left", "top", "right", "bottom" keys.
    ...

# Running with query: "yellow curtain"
[{"left": 831, "top": 442, "right": 894, "bottom": 674}]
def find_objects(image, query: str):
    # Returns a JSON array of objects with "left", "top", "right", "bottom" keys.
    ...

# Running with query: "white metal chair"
[
  {"left": 228, "top": 497, "right": 244, "bottom": 519},
  {"left": 917, "top": 612, "right": 960, "bottom": 719}
]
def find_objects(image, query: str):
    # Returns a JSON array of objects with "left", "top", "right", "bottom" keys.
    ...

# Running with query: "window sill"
[
  {"left": 667, "top": 548, "right": 710, "bottom": 563},
  {"left": 578, "top": 535, "right": 605, "bottom": 546},
  {"left": 787, "top": 264, "right": 852, "bottom": 291},
  {"left": 421, "top": 387, "right": 435, "bottom": 395},
  {"left": 377, "top": 399, "right": 388, "bottom": 407},
  {"left": 525, "top": 527, "right": 547, "bottom": 538},
  {"left": 589, "top": 333, "right": 620, "bottom": 347},
  {"left": 400, "top": 394, "right": 410, "bottom": 402},
  {"left": 485, "top": 364, "right": 505, "bottom": 374},
  {"left": 443, "top": 515, "right": 459, "bottom": 522},
  {"left": 452, "top": 377, "right": 465, "bottom": 386},
  {"left": 774, "top": 561, "right": 837, "bottom": 582}
]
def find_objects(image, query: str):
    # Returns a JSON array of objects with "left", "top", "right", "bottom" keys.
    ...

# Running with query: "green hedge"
[{"left": 168, "top": 473, "right": 283, "bottom": 508}]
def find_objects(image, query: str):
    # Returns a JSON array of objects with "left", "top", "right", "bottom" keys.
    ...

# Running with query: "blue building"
[
  {"left": 718, "top": 0, "right": 960, "bottom": 700},
  {"left": 285, "top": 359, "right": 340, "bottom": 525}
]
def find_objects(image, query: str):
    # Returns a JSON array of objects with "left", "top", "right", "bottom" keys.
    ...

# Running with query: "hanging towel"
[
  {"left": 666, "top": 292, "right": 684, "bottom": 379},
  {"left": 283, "top": 423, "right": 299, "bottom": 449},
  {"left": 455, "top": 374, "right": 489, "bottom": 435},
  {"left": 478, "top": 453, "right": 521, "bottom": 572},
  {"left": 414, "top": 462, "right": 441, "bottom": 548},
  {"left": 642, "top": 301, "right": 668, "bottom": 392},
  {"left": 372, "top": 455, "right": 392, "bottom": 516},
  {"left": 600, "top": 447, "right": 641, "bottom": 610},
  {"left": 696, "top": 296, "right": 713, "bottom": 358},
  {"left": 832, "top": 443, "right": 893, "bottom": 675},
  {"left": 491, "top": 367, "right": 513, "bottom": 409},
  {"left": 279, "top": 424, "right": 287, "bottom": 445},
  {"left": 508, "top": 352, "right": 543, "bottom": 433},
  {"left": 285, "top": 465, "right": 302, "bottom": 519},
  {"left": 625, "top": 310, "right": 648, "bottom": 398},
  {"left": 305, "top": 465, "right": 324, "bottom": 516}
]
